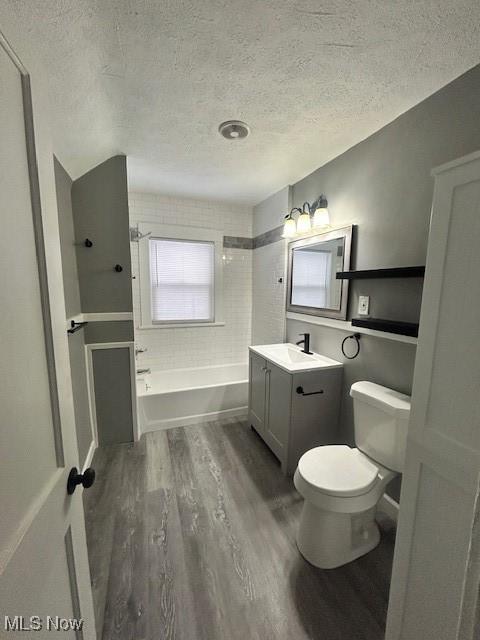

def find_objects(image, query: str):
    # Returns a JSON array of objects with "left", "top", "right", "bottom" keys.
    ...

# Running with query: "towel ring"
[{"left": 341, "top": 333, "right": 361, "bottom": 360}]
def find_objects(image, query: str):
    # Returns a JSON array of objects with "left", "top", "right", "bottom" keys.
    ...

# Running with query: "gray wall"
[
  {"left": 289, "top": 62, "right": 480, "bottom": 433},
  {"left": 92, "top": 347, "right": 133, "bottom": 445},
  {"left": 72, "top": 155, "right": 133, "bottom": 314},
  {"left": 54, "top": 158, "right": 81, "bottom": 318},
  {"left": 55, "top": 155, "right": 135, "bottom": 454},
  {"left": 54, "top": 157, "right": 92, "bottom": 466},
  {"left": 71, "top": 155, "right": 135, "bottom": 445},
  {"left": 252, "top": 64, "right": 480, "bottom": 500},
  {"left": 84, "top": 321, "right": 134, "bottom": 344}
]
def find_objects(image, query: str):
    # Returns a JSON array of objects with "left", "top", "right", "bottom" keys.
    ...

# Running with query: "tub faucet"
[
  {"left": 136, "top": 368, "right": 151, "bottom": 375},
  {"left": 296, "top": 333, "right": 313, "bottom": 355}
]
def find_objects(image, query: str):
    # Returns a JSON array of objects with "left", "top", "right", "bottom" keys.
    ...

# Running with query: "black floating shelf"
[
  {"left": 336, "top": 266, "right": 425, "bottom": 280},
  {"left": 352, "top": 317, "right": 419, "bottom": 338}
]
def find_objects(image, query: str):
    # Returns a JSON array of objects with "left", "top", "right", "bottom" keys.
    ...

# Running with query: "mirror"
[{"left": 286, "top": 225, "right": 352, "bottom": 320}]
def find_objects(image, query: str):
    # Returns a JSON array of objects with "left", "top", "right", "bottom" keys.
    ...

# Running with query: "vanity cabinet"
[{"left": 248, "top": 349, "right": 342, "bottom": 475}]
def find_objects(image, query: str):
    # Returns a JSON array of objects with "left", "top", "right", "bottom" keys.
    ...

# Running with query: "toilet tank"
[{"left": 350, "top": 381, "right": 411, "bottom": 472}]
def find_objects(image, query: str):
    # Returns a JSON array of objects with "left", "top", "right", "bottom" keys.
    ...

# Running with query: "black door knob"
[{"left": 67, "top": 467, "right": 96, "bottom": 495}]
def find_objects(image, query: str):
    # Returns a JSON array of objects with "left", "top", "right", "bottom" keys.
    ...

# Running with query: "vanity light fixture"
[
  {"left": 282, "top": 207, "right": 302, "bottom": 238},
  {"left": 282, "top": 194, "right": 330, "bottom": 238},
  {"left": 297, "top": 203, "right": 312, "bottom": 234},
  {"left": 312, "top": 194, "right": 330, "bottom": 228}
]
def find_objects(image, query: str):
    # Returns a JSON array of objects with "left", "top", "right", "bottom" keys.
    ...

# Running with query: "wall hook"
[
  {"left": 84, "top": 238, "right": 93, "bottom": 247},
  {"left": 114, "top": 264, "right": 123, "bottom": 272}
]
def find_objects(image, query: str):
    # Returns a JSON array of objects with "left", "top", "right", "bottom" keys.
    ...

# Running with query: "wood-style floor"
[{"left": 83, "top": 417, "right": 396, "bottom": 640}]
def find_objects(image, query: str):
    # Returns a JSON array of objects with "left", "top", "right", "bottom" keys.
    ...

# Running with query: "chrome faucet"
[{"left": 296, "top": 333, "right": 313, "bottom": 355}]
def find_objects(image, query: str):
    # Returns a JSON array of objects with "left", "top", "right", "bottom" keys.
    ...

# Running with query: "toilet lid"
[{"left": 297, "top": 445, "right": 379, "bottom": 497}]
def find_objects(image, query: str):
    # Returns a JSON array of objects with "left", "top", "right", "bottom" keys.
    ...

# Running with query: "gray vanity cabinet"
[
  {"left": 249, "top": 350, "right": 268, "bottom": 433},
  {"left": 264, "top": 362, "right": 292, "bottom": 463},
  {"left": 248, "top": 351, "right": 342, "bottom": 475}
]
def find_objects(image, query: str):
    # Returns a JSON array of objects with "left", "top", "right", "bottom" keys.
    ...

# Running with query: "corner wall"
[
  {"left": 72, "top": 155, "right": 133, "bottom": 314},
  {"left": 55, "top": 155, "right": 136, "bottom": 454},
  {"left": 54, "top": 157, "right": 92, "bottom": 467},
  {"left": 252, "top": 186, "right": 291, "bottom": 344}
]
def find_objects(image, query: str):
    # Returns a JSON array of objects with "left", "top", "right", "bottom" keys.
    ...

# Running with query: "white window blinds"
[
  {"left": 149, "top": 238, "right": 215, "bottom": 322},
  {"left": 291, "top": 249, "right": 332, "bottom": 308}
]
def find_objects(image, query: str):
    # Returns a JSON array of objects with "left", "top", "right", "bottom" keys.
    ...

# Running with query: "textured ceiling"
[{"left": 3, "top": 1, "right": 480, "bottom": 204}]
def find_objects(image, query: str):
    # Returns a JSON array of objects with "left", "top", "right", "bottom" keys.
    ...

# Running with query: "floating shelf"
[
  {"left": 351, "top": 317, "right": 419, "bottom": 337},
  {"left": 336, "top": 266, "right": 425, "bottom": 280}
]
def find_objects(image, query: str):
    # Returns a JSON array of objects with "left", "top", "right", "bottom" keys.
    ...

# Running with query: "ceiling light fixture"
[
  {"left": 282, "top": 194, "right": 330, "bottom": 238},
  {"left": 218, "top": 120, "right": 250, "bottom": 140}
]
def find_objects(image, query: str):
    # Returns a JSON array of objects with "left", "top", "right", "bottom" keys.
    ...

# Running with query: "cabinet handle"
[
  {"left": 261, "top": 366, "right": 268, "bottom": 372},
  {"left": 296, "top": 386, "right": 324, "bottom": 396}
]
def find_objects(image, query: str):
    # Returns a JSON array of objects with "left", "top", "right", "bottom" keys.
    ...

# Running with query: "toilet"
[{"left": 294, "top": 381, "right": 411, "bottom": 569}]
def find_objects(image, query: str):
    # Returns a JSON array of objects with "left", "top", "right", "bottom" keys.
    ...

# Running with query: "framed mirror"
[{"left": 286, "top": 225, "right": 353, "bottom": 320}]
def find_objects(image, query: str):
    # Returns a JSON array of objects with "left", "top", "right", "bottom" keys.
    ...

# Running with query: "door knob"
[{"left": 67, "top": 467, "right": 96, "bottom": 495}]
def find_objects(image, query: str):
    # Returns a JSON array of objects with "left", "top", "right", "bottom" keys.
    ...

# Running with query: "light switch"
[{"left": 358, "top": 295, "right": 370, "bottom": 316}]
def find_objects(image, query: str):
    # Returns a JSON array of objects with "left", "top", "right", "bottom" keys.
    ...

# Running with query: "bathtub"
[{"left": 136, "top": 363, "right": 248, "bottom": 432}]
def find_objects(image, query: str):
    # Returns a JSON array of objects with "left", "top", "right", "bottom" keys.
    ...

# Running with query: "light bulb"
[
  {"left": 282, "top": 217, "right": 297, "bottom": 238},
  {"left": 296, "top": 211, "right": 311, "bottom": 234},
  {"left": 313, "top": 206, "right": 329, "bottom": 228}
]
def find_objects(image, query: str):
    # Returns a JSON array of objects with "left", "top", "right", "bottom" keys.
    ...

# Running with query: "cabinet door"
[
  {"left": 249, "top": 351, "right": 267, "bottom": 433},
  {"left": 288, "top": 368, "right": 342, "bottom": 474},
  {"left": 265, "top": 363, "right": 292, "bottom": 466}
]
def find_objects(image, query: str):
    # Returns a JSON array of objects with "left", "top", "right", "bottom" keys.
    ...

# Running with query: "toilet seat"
[
  {"left": 294, "top": 445, "right": 396, "bottom": 515},
  {"left": 297, "top": 445, "right": 381, "bottom": 497}
]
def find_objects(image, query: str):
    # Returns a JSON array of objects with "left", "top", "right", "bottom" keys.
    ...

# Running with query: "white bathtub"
[{"left": 137, "top": 363, "right": 248, "bottom": 432}]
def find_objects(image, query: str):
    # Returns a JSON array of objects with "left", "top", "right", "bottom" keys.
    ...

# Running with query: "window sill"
[{"left": 137, "top": 321, "right": 226, "bottom": 330}]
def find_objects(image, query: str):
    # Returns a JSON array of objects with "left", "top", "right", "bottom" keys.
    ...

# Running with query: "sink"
[
  {"left": 249, "top": 343, "right": 342, "bottom": 373},
  {"left": 261, "top": 344, "right": 317, "bottom": 363}
]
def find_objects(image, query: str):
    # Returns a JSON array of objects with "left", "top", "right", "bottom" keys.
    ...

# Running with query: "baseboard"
[
  {"left": 378, "top": 493, "right": 399, "bottom": 522},
  {"left": 141, "top": 406, "right": 248, "bottom": 433},
  {"left": 82, "top": 440, "right": 96, "bottom": 473}
]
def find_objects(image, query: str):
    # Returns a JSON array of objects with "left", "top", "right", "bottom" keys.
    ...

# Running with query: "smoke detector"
[{"left": 218, "top": 120, "right": 250, "bottom": 140}]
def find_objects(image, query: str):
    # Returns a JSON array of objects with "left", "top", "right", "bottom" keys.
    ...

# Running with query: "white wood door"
[
  {"left": 385, "top": 151, "right": 480, "bottom": 640},
  {"left": 0, "top": 35, "right": 96, "bottom": 638}
]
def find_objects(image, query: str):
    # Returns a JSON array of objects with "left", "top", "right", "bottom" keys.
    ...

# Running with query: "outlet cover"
[{"left": 358, "top": 295, "right": 370, "bottom": 316}]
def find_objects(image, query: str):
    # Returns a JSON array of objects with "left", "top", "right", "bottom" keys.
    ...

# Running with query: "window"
[
  {"left": 138, "top": 222, "right": 224, "bottom": 328},
  {"left": 149, "top": 238, "right": 214, "bottom": 323},
  {"left": 290, "top": 249, "right": 332, "bottom": 308}
]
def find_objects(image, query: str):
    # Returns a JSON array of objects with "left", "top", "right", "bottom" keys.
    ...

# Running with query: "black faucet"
[{"left": 296, "top": 333, "right": 313, "bottom": 354}]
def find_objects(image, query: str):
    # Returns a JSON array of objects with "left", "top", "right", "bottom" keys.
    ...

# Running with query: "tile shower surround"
[{"left": 130, "top": 193, "right": 254, "bottom": 371}]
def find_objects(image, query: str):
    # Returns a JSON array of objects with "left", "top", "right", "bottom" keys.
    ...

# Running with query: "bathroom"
[{"left": 1, "top": 4, "right": 480, "bottom": 640}]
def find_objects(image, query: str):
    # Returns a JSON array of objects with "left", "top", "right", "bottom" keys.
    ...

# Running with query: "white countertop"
[{"left": 249, "top": 343, "right": 343, "bottom": 373}]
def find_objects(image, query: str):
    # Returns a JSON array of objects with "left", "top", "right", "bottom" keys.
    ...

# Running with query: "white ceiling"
[{"left": 4, "top": 1, "right": 480, "bottom": 204}]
